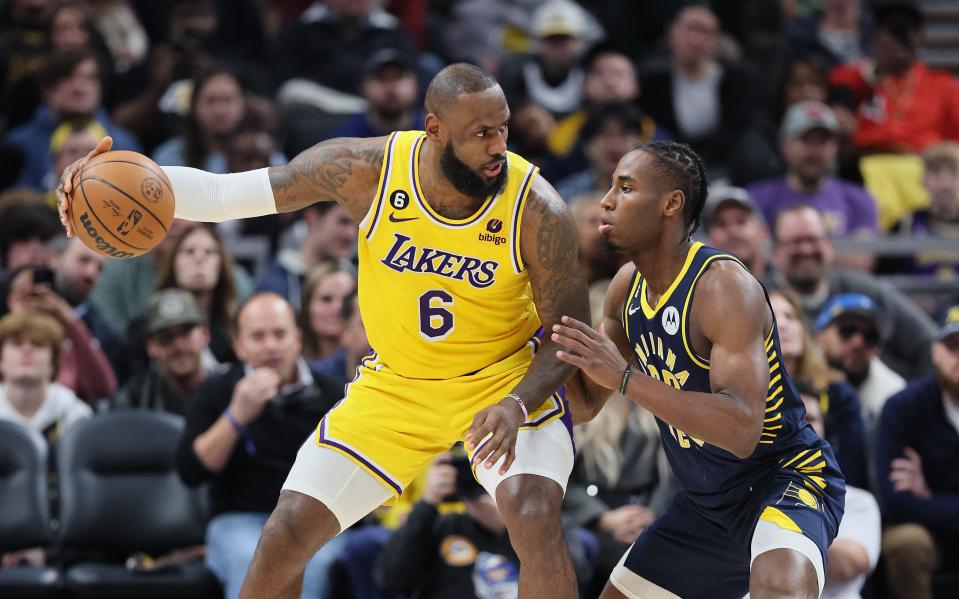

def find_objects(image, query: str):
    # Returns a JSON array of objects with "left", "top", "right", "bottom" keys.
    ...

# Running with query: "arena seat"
[
  {"left": 0, "top": 421, "right": 62, "bottom": 598},
  {"left": 57, "top": 411, "right": 221, "bottom": 598}
]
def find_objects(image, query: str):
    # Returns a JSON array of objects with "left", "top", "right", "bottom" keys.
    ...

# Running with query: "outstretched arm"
[
  {"left": 554, "top": 261, "right": 770, "bottom": 458},
  {"left": 56, "top": 135, "right": 386, "bottom": 235},
  {"left": 465, "top": 175, "right": 590, "bottom": 472}
]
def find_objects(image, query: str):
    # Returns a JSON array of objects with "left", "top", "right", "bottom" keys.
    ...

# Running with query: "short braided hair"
[{"left": 636, "top": 141, "right": 709, "bottom": 239}]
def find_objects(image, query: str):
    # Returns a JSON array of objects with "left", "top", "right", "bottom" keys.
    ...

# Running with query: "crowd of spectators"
[{"left": 1, "top": 1, "right": 958, "bottom": 598}]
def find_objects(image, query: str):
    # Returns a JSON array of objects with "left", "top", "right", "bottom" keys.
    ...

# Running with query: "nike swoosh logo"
[
  {"left": 389, "top": 213, "right": 418, "bottom": 223},
  {"left": 628, "top": 305, "right": 641, "bottom": 316}
]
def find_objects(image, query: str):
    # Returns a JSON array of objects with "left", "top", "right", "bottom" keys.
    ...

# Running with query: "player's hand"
[
  {"left": 889, "top": 447, "right": 931, "bottom": 499},
  {"left": 56, "top": 136, "right": 113, "bottom": 238},
  {"left": 229, "top": 368, "right": 281, "bottom": 425},
  {"left": 464, "top": 398, "right": 526, "bottom": 475},
  {"left": 422, "top": 453, "right": 457, "bottom": 506},
  {"left": 552, "top": 316, "right": 628, "bottom": 391}
]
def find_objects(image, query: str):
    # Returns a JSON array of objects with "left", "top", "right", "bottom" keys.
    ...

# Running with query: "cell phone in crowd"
[{"left": 32, "top": 267, "right": 55, "bottom": 287}]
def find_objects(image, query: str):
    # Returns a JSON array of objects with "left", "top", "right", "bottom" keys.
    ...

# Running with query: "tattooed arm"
[
  {"left": 268, "top": 136, "right": 387, "bottom": 221},
  {"left": 56, "top": 136, "right": 386, "bottom": 235},
  {"left": 465, "top": 175, "right": 590, "bottom": 472}
]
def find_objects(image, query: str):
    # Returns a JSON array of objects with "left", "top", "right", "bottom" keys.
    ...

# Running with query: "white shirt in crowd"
[
  {"left": 822, "top": 486, "right": 882, "bottom": 599},
  {"left": 0, "top": 383, "right": 92, "bottom": 437}
]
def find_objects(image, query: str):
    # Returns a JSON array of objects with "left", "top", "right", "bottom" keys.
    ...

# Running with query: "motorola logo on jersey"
[
  {"left": 662, "top": 306, "right": 680, "bottom": 336},
  {"left": 381, "top": 233, "right": 499, "bottom": 288}
]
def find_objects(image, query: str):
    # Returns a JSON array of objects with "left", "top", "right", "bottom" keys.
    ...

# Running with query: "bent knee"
[
  {"left": 260, "top": 491, "right": 339, "bottom": 553},
  {"left": 751, "top": 550, "right": 818, "bottom": 599}
]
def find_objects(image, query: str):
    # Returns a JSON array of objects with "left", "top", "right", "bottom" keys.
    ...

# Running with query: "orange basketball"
[{"left": 68, "top": 150, "right": 175, "bottom": 259}]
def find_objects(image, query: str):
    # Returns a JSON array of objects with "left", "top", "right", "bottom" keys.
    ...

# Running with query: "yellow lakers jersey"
[{"left": 357, "top": 131, "right": 542, "bottom": 379}]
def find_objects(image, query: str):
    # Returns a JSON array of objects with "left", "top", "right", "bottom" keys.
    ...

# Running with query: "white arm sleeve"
[{"left": 161, "top": 166, "right": 278, "bottom": 223}]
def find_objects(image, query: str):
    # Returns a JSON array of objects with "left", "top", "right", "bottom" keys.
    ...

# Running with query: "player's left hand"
[
  {"left": 465, "top": 398, "right": 525, "bottom": 475},
  {"left": 552, "top": 315, "right": 628, "bottom": 391}
]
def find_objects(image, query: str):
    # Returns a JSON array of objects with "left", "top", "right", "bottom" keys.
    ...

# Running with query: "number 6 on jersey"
[{"left": 419, "top": 290, "right": 454, "bottom": 340}]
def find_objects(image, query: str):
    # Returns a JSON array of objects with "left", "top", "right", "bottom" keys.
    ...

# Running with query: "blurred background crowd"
[{"left": 0, "top": 0, "right": 958, "bottom": 598}]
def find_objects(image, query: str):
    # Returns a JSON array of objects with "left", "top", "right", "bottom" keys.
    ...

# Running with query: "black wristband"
[{"left": 619, "top": 363, "right": 633, "bottom": 395}]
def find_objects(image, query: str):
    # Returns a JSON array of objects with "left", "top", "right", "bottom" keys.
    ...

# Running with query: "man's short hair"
[
  {"left": 424, "top": 63, "right": 498, "bottom": 117},
  {"left": 581, "top": 102, "right": 645, "bottom": 143},
  {"left": 0, "top": 312, "right": 65, "bottom": 375},
  {"left": 0, "top": 202, "right": 62, "bottom": 267},
  {"left": 38, "top": 48, "right": 102, "bottom": 91}
]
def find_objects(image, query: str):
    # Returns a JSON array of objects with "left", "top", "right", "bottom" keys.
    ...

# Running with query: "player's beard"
[{"left": 440, "top": 141, "right": 507, "bottom": 202}]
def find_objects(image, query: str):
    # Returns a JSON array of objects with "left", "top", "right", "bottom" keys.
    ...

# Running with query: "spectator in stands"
[
  {"left": 41, "top": 120, "right": 101, "bottom": 208},
  {"left": 565, "top": 396, "right": 674, "bottom": 598},
  {"left": 311, "top": 289, "right": 368, "bottom": 392},
  {"left": 544, "top": 43, "right": 665, "bottom": 180},
  {"left": 702, "top": 186, "right": 772, "bottom": 279},
  {"left": 48, "top": 0, "right": 95, "bottom": 52},
  {"left": 0, "top": 0, "right": 55, "bottom": 129},
  {"left": 330, "top": 49, "right": 424, "bottom": 139},
  {"left": 0, "top": 311, "right": 91, "bottom": 443},
  {"left": 112, "top": 289, "right": 216, "bottom": 415},
  {"left": 890, "top": 142, "right": 959, "bottom": 277},
  {"left": 554, "top": 102, "right": 646, "bottom": 204},
  {"left": 300, "top": 264, "right": 355, "bottom": 364},
  {"left": 0, "top": 197, "right": 61, "bottom": 277},
  {"left": 747, "top": 101, "right": 878, "bottom": 238},
  {"left": 273, "top": 0, "right": 418, "bottom": 104},
  {"left": 639, "top": 3, "right": 755, "bottom": 178},
  {"left": 829, "top": 2, "right": 959, "bottom": 155},
  {"left": 175, "top": 292, "right": 343, "bottom": 599},
  {"left": 797, "top": 383, "right": 881, "bottom": 599},
  {"left": 155, "top": 223, "right": 241, "bottom": 365},
  {"left": 505, "top": 98, "right": 558, "bottom": 173},
  {"left": 2, "top": 264, "right": 117, "bottom": 402},
  {"left": 499, "top": 0, "right": 589, "bottom": 119},
  {"left": 875, "top": 303, "right": 959, "bottom": 599},
  {"left": 569, "top": 193, "right": 622, "bottom": 285},
  {"left": 770, "top": 289, "right": 868, "bottom": 488},
  {"left": 152, "top": 68, "right": 285, "bottom": 172},
  {"left": 255, "top": 203, "right": 356, "bottom": 311},
  {"left": 815, "top": 293, "right": 907, "bottom": 427},
  {"left": 3, "top": 48, "right": 140, "bottom": 190},
  {"left": 52, "top": 236, "right": 123, "bottom": 376},
  {"left": 376, "top": 451, "right": 591, "bottom": 599},
  {"left": 768, "top": 204, "right": 936, "bottom": 378},
  {"left": 781, "top": 0, "right": 872, "bottom": 68}
]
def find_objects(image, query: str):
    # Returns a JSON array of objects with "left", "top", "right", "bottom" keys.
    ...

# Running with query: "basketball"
[{"left": 68, "top": 150, "right": 175, "bottom": 259}]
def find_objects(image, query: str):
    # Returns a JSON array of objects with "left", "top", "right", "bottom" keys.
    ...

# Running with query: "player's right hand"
[
  {"left": 56, "top": 136, "right": 113, "bottom": 238},
  {"left": 229, "top": 368, "right": 281, "bottom": 425}
]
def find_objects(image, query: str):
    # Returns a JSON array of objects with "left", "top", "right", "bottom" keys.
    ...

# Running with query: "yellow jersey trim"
[
  {"left": 623, "top": 268, "right": 642, "bottom": 342},
  {"left": 678, "top": 251, "right": 748, "bottom": 370},
  {"left": 639, "top": 242, "right": 703, "bottom": 319},
  {"left": 759, "top": 506, "right": 802, "bottom": 533},
  {"left": 410, "top": 133, "right": 499, "bottom": 227},
  {"left": 361, "top": 132, "right": 399, "bottom": 240},
  {"left": 510, "top": 165, "right": 539, "bottom": 273}
]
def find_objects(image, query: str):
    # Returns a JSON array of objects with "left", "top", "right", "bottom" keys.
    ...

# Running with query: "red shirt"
[{"left": 829, "top": 62, "right": 959, "bottom": 152}]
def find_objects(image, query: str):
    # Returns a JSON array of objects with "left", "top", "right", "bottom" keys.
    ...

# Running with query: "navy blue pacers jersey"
[{"left": 622, "top": 242, "right": 838, "bottom": 510}]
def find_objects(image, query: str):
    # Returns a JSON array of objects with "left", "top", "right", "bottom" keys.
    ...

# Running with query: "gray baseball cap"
[
  {"left": 780, "top": 100, "right": 840, "bottom": 140},
  {"left": 145, "top": 289, "right": 205, "bottom": 336},
  {"left": 702, "top": 186, "right": 763, "bottom": 231}
]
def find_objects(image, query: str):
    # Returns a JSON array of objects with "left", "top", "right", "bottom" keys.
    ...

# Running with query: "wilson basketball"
[{"left": 69, "top": 150, "right": 175, "bottom": 259}]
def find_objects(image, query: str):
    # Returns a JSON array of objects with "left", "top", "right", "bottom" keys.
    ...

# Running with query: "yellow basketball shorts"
[{"left": 313, "top": 334, "right": 573, "bottom": 503}]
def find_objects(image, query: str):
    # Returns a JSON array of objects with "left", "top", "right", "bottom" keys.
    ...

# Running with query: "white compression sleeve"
[{"left": 161, "top": 166, "right": 277, "bottom": 223}]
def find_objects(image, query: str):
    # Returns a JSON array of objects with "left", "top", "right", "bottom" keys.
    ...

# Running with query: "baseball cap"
[
  {"left": 532, "top": 0, "right": 587, "bottom": 38},
  {"left": 814, "top": 293, "right": 885, "bottom": 335},
  {"left": 936, "top": 303, "right": 959, "bottom": 341},
  {"left": 362, "top": 48, "right": 415, "bottom": 79},
  {"left": 780, "top": 100, "right": 840, "bottom": 141},
  {"left": 145, "top": 289, "right": 205, "bottom": 336},
  {"left": 702, "top": 186, "right": 763, "bottom": 231}
]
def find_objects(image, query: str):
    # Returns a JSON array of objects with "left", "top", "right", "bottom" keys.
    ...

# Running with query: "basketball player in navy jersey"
[{"left": 554, "top": 141, "right": 845, "bottom": 599}]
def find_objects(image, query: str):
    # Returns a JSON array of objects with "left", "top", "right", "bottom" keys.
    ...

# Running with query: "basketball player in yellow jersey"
[{"left": 56, "top": 64, "right": 589, "bottom": 599}]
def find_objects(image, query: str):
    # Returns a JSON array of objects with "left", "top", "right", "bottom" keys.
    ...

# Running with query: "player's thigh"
[
  {"left": 472, "top": 417, "right": 574, "bottom": 504},
  {"left": 282, "top": 437, "right": 394, "bottom": 534},
  {"left": 610, "top": 494, "right": 748, "bottom": 599}
]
